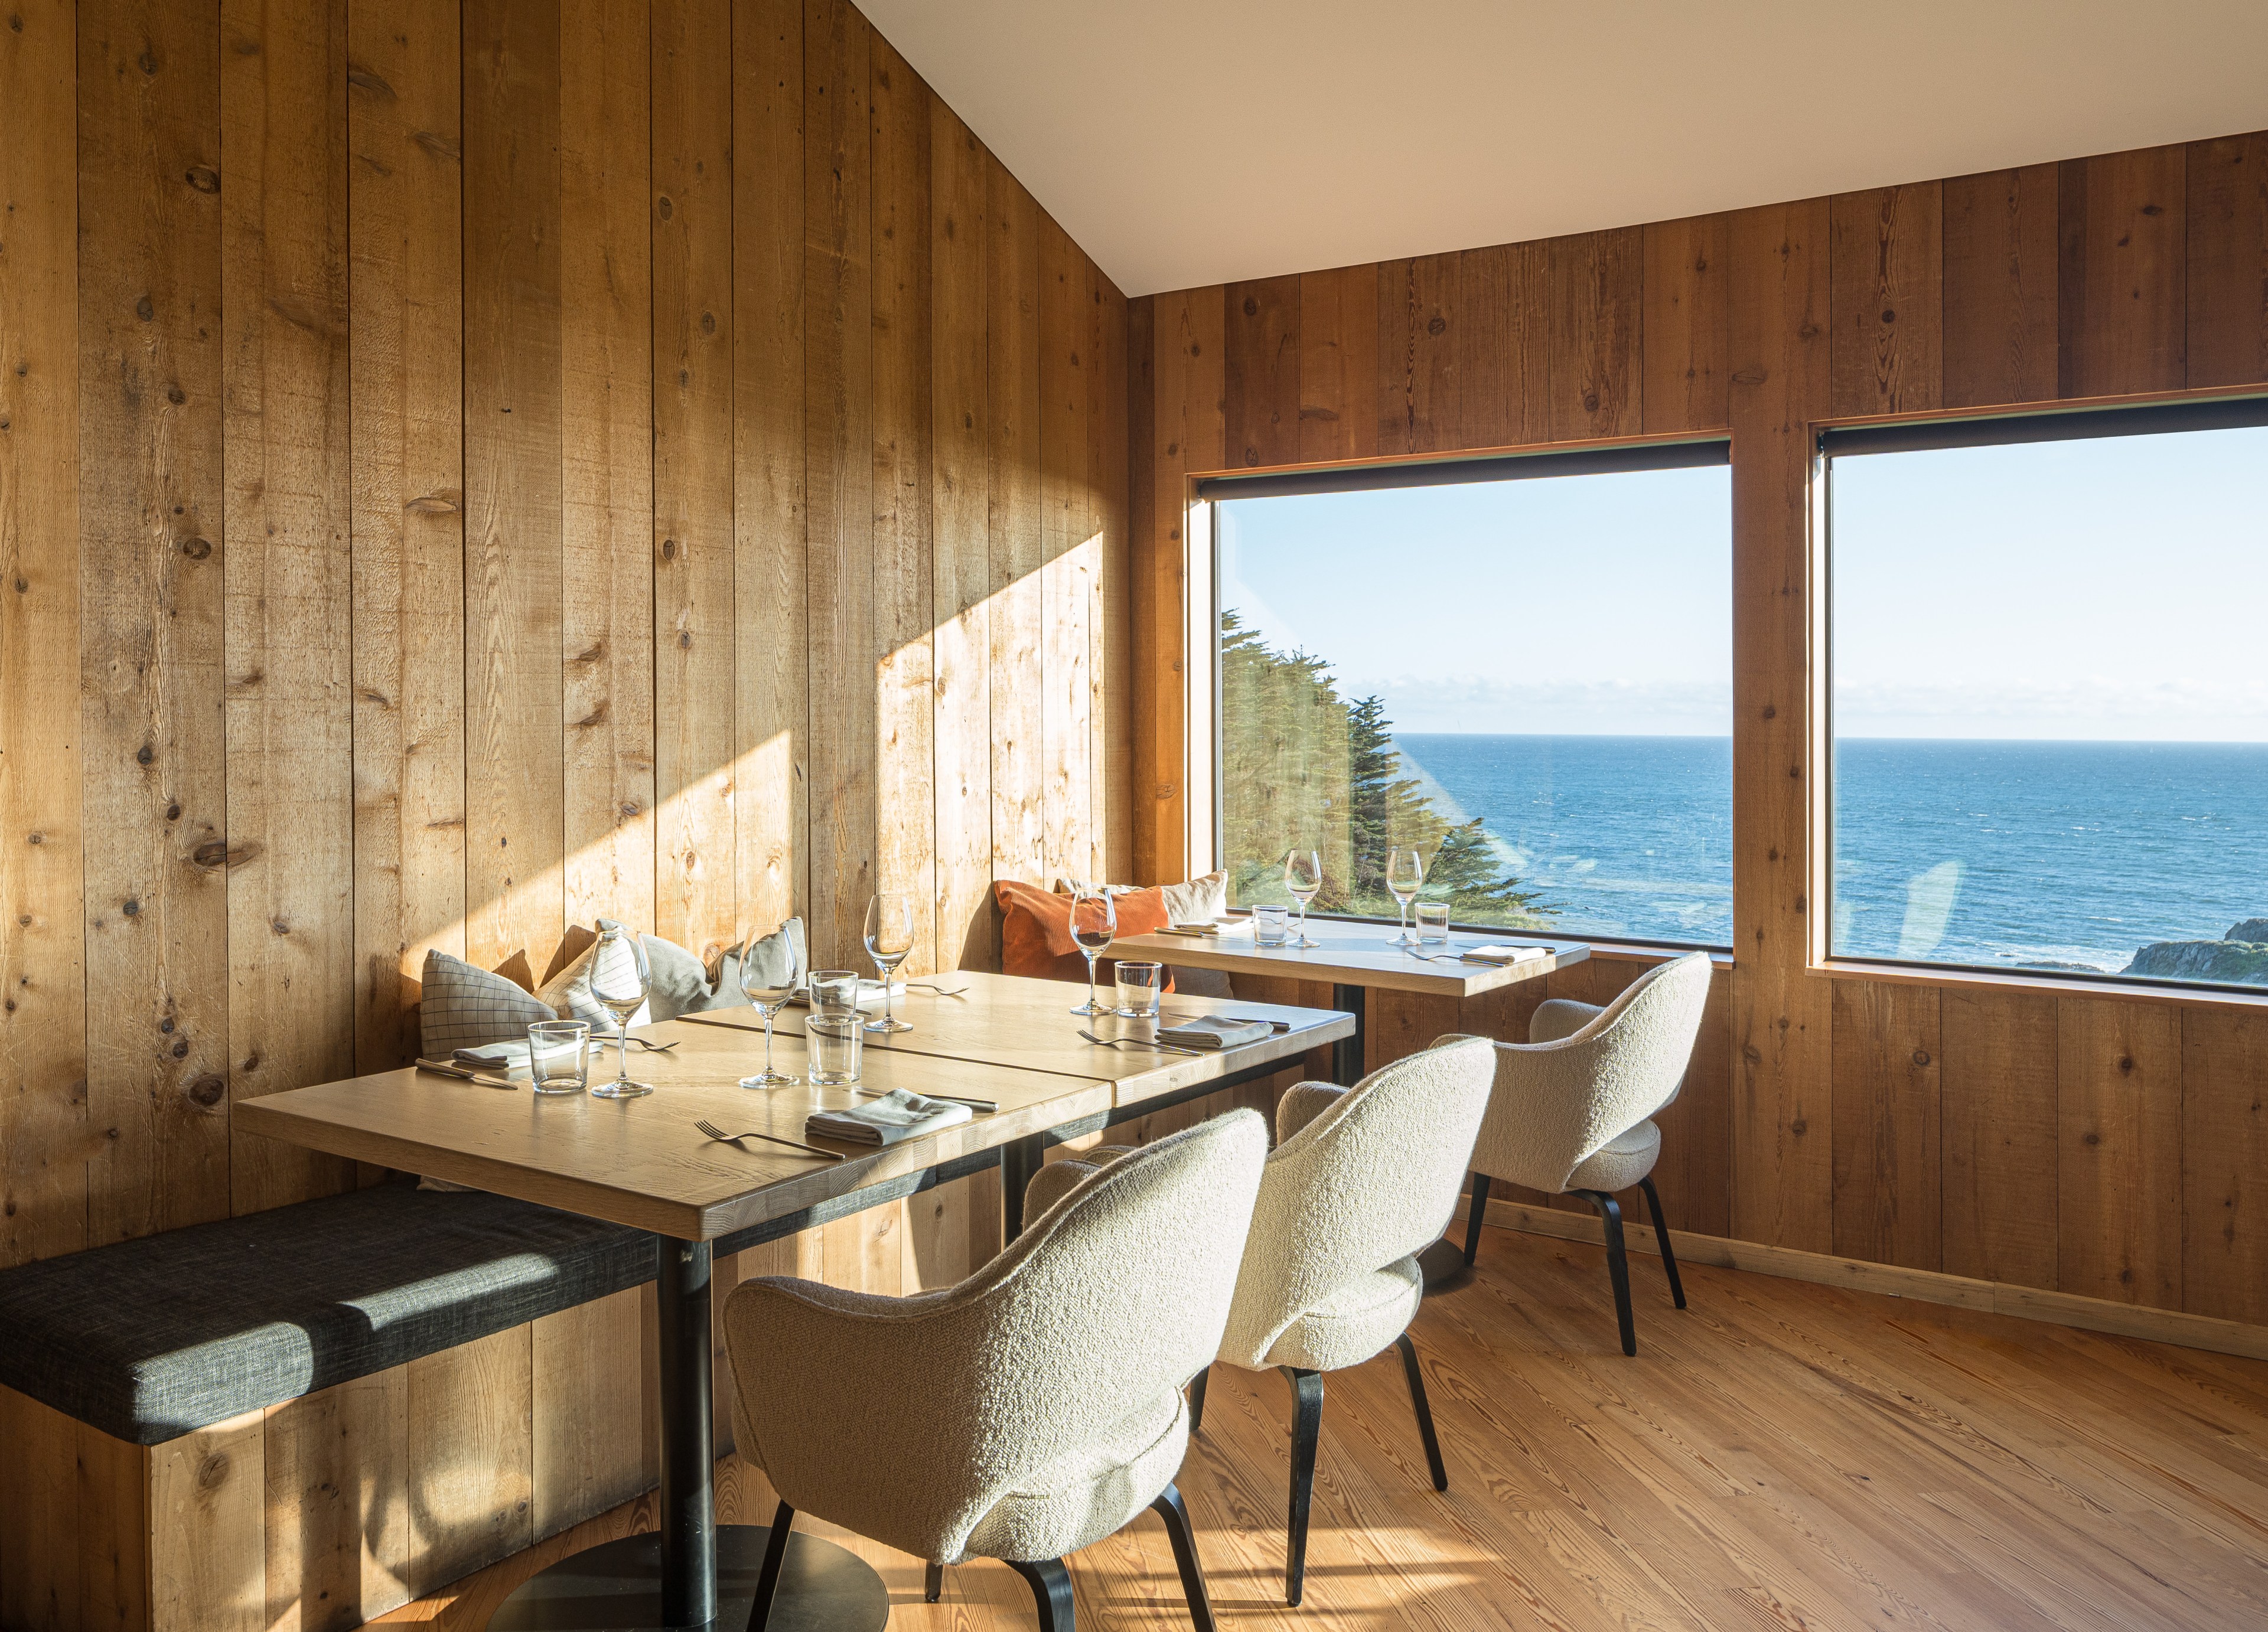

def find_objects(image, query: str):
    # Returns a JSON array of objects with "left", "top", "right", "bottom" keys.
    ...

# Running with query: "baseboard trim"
[{"left": 1465, "top": 1196, "right": 2268, "bottom": 1364}]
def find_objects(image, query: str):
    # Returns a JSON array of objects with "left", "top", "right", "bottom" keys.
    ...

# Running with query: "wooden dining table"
[{"left": 234, "top": 972, "right": 1351, "bottom": 1632}]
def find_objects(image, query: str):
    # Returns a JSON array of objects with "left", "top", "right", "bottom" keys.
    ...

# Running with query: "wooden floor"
[{"left": 376, "top": 1224, "right": 2268, "bottom": 1631}]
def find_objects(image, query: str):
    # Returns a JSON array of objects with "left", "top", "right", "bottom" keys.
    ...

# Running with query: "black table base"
[{"left": 487, "top": 1525, "right": 889, "bottom": 1632}]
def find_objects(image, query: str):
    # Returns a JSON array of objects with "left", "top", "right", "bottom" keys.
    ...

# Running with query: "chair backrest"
[
  {"left": 1468, "top": 951, "right": 1711, "bottom": 1194},
  {"left": 1218, "top": 1036, "right": 1496, "bottom": 1369}
]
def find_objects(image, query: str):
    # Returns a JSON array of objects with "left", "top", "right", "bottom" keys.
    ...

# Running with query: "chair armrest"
[
  {"left": 1276, "top": 1082, "right": 1347, "bottom": 1144},
  {"left": 1529, "top": 997, "right": 1602, "bottom": 1045}
]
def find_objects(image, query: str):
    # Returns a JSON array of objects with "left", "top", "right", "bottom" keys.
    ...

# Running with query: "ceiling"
[{"left": 857, "top": 1, "right": 2268, "bottom": 298}]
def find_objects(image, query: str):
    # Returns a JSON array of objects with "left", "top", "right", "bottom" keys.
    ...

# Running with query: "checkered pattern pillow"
[{"left": 418, "top": 949, "right": 558, "bottom": 1057}]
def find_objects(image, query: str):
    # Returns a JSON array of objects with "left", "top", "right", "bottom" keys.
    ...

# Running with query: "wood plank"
[
  {"left": 1295, "top": 262, "right": 1377, "bottom": 462},
  {"left": 1648, "top": 964, "right": 1733, "bottom": 1239},
  {"left": 1827, "top": 182, "right": 1943, "bottom": 416},
  {"left": 1942, "top": 164, "right": 2060, "bottom": 408},
  {"left": 76, "top": 1417, "right": 151, "bottom": 1632},
  {"left": 2179, "top": 1006, "right": 2268, "bottom": 1325},
  {"left": 2184, "top": 132, "right": 2268, "bottom": 389},
  {"left": 1830, "top": 979, "right": 1941, "bottom": 1270},
  {"left": 530, "top": 1288, "right": 648, "bottom": 1538},
  {"left": 149, "top": 1409, "right": 266, "bottom": 1632},
  {"left": 263, "top": 1367, "right": 410, "bottom": 1632},
  {"left": 221, "top": 0, "right": 356, "bottom": 1218},
  {"left": 462, "top": 0, "right": 565, "bottom": 977},
  {"left": 1091, "top": 262, "right": 1132, "bottom": 884},
  {"left": 803, "top": 0, "right": 874, "bottom": 970},
  {"left": 1726, "top": 198, "right": 1833, "bottom": 1254},
  {"left": 1547, "top": 228, "right": 1643, "bottom": 438},
  {"left": 986, "top": 159, "right": 1044, "bottom": 889},
  {"left": 347, "top": 0, "right": 466, "bottom": 1077},
  {"left": 405, "top": 1326, "right": 532, "bottom": 1595},
  {"left": 1223, "top": 273, "right": 1299, "bottom": 468},
  {"left": 1456, "top": 240, "right": 1548, "bottom": 449},
  {"left": 559, "top": 0, "right": 656, "bottom": 939},
  {"left": 929, "top": 101, "right": 992, "bottom": 969},
  {"left": 77, "top": 0, "right": 232, "bottom": 1245},
  {"left": 1126, "top": 293, "right": 1160, "bottom": 883},
  {"left": 2058, "top": 996, "right": 2181, "bottom": 1307},
  {"left": 733, "top": 0, "right": 807, "bottom": 934},
  {"left": 1940, "top": 987, "right": 2059, "bottom": 1288},
  {"left": 871, "top": 38, "right": 937, "bottom": 974},
  {"left": 0, "top": 0, "right": 87, "bottom": 1266},
  {"left": 0, "top": 1385, "right": 83, "bottom": 1630},
  {"left": 1642, "top": 214, "right": 1729, "bottom": 433},
  {"left": 1039, "top": 217, "right": 1092, "bottom": 884},
  {"left": 1375, "top": 252, "right": 1459, "bottom": 453},
  {"left": 1363, "top": 987, "right": 1461, "bottom": 1073},
  {"left": 2057, "top": 144, "right": 2186, "bottom": 397}
]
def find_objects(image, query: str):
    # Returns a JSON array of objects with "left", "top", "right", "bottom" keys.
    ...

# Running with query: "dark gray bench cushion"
[{"left": 0, "top": 1183, "right": 654, "bottom": 1445}]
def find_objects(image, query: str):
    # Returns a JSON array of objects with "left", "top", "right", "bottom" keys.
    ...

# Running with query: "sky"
[{"left": 1216, "top": 423, "right": 2268, "bottom": 742}]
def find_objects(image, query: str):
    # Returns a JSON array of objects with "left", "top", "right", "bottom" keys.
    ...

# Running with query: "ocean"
[{"left": 1393, "top": 733, "right": 2268, "bottom": 974}]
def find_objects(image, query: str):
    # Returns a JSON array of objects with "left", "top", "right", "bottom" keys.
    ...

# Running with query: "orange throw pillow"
[{"left": 993, "top": 880, "right": 1171, "bottom": 986}]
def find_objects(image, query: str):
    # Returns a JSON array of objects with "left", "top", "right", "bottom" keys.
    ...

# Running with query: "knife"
[{"left": 416, "top": 1057, "right": 522, "bottom": 1090}]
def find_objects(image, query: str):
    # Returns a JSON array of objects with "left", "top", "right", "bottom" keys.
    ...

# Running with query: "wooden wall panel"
[
  {"left": 2058, "top": 145, "right": 2186, "bottom": 397},
  {"left": 403, "top": 1326, "right": 531, "bottom": 1594},
  {"left": 986, "top": 162, "right": 1044, "bottom": 889},
  {"left": 0, "top": 0, "right": 88, "bottom": 1265},
  {"left": 2180, "top": 1007, "right": 2268, "bottom": 1323},
  {"left": 0, "top": 1383, "right": 84, "bottom": 1628},
  {"left": 78, "top": 0, "right": 232, "bottom": 1243},
  {"left": 1296, "top": 263, "right": 1377, "bottom": 462},
  {"left": 1641, "top": 214, "right": 1729, "bottom": 433},
  {"left": 2185, "top": 132, "right": 2268, "bottom": 387},
  {"left": 347, "top": 0, "right": 465, "bottom": 1078},
  {"left": 1223, "top": 273, "right": 1299, "bottom": 468},
  {"left": 462, "top": 0, "right": 565, "bottom": 978},
  {"left": 1457, "top": 241, "right": 1547, "bottom": 449},
  {"left": 1547, "top": 228, "right": 1643, "bottom": 439},
  {"left": 1941, "top": 164, "right": 2059, "bottom": 408},
  {"left": 148, "top": 1409, "right": 266, "bottom": 1632},
  {"left": 1376, "top": 253, "right": 1459, "bottom": 454},
  {"left": 221, "top": 0, "right": 357, "bottom": 1217},
  {"left": 1039, "top": 220, "right": 1091, "bottom": 883},
  {"left": 2058, "top": 997, "right": 2182, "bottom": 1307},
  {"left": 529, "top": 1289, "right": 647, "bottom": 1537},
  {"left": 262, "top": 1369, "right": 408, "bottom": 1632},
  {"left": 1126, "top": 294, "right": 1160, "bottom": 882},
  {"left": 1939, "top": 988, "right": 2058, "bottom": 1288},
  {"left": 1827, "top": 182, "right": 1942, "bottom": 416},
  {"left": 559, "top": 0, "right": 655, "bottom": 938},
  {"left": 1093, "top": 266, "right": 1133, "bottom": 883},
  {"left": 1829, "top": 980, "right": 1941, "bottom": 1269}
]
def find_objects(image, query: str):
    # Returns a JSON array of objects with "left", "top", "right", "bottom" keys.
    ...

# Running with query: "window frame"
[{"left": 1810, "top": 387, "right": 2268, "bottom": 1006}]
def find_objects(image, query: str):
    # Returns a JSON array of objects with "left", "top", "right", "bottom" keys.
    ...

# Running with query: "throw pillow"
[
  {"left": 711, "top": 919, "right": 807, "bottom": 1011},
  {"left": 419, "top": 949, "right": 559, "bottom": 1057},
  {"left": 535, "top": 931, "right": 654, "bottom": 1032},
  {"left": 995, "top": 879, "right": 1170, "bottom": 985},
  {"left": 1158, "top": 870, "right": 1228, "bottom": 926}
]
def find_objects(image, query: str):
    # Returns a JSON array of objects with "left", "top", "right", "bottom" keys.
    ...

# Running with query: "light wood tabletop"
[
  {"left": 676, "top": 970, "right": 1354, "bottom": 1108},
  {"left": 1109, "top": 918, "right": 1590, "bottom": 997}
]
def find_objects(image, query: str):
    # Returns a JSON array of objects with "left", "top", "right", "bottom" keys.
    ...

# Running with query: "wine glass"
[
  {"left": 1385, "top": 847, "right": 1426, "bottom": 946},
  {"left": 863, "top": 893, "right": 917, "bottom": 1034},
  {"left": 1286, "top": 849, "right": 1323, "bottom": 947},
  {"left": 1067, "top": 883, "right": 1117, "bottom": 1016},
  {"left": 737, "top": 924, "right": 805, "bottom": 1088},
  {"left": 587, "top": 924, "right": 653, "bottom": 1098}
]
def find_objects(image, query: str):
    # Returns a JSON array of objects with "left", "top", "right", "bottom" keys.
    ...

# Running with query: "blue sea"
[{"left": 1395, "top": 734, "right": 2268, "bottom": 972}]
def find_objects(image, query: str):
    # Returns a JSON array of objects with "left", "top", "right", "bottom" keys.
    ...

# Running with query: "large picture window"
[
  {"left": 1209, "top": 448, "right": 1733, "bottom": 947},
  {"left": 1824, "top": 399, "right": 2268, "bottom": 991}
]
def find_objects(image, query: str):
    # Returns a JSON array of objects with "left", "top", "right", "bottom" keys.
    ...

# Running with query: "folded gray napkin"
[
  {"left": 807, "top": 1089, "right": 973, "bottom": 1147},
  {"left": 785, "top": 978, "right": 905, "bottom": 1011},
  {"left": 1156, "top": 1014, "right": 1273, "bottom": 1050}
]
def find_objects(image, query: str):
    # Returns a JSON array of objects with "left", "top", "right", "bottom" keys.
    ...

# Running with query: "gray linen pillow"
[{"left": 708, "top": 918, "right": 807, "bottom": 1011}]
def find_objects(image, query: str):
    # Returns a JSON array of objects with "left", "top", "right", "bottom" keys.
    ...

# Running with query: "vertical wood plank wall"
[
  {"left": 1, "top": 0, "right": 1130, "bottom": 1271},
  {"left": 1131, "top": 129, "right": 2268, "bottom": 1329}
]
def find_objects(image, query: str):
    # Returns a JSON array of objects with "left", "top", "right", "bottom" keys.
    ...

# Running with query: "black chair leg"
[
  {"left": 1006, "top": 1558, "right": 1076, "bottom": 1632},
  {"left": 1187, "top": 1364, "right": 1209, "bottom": 1436},
  {"left": 748, "top": 1501, "right": 795, "bottom": 1632},
  {"left": 1579, "top": 1190, "right": 1639, "bottom": 1356},
  {"left": 1462, "top": 1172, "right": 1493, "bottom": 1265},
  {"left": 924, "top": 1561, "right": 944, "bottom": 1604},
  {"left": 1392, "top": 1333, "right": 1448, "bottom": 1491},
  {"left": 1149, "top": 1481, "right": 1217, "bottom": 1632},
  {"left": 1638, "top": 1174, "right": 1687, "bottom": 1309},
  {"left": 1281, "top": 1366, "right": 1325, "bottom": 1607}
]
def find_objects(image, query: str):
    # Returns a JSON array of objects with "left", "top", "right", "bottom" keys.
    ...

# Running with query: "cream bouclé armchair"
[
  {"left": 1449, "top": 950, "right": 1711, "bottom": 1357},
  {"left": 723, "top": 1111, "right": 1270, "bottom": 1632}
]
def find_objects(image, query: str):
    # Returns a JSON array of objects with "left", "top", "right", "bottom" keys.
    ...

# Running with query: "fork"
[
  {"left": 907, "top": 982, "right": 970, "bottom": 999},
  {"left": 694, "top": 1117, "right": 845, "bottom": 1161},
  {"left": 1078, "top": 1029, "right": 1205, "bottom": 1056}
]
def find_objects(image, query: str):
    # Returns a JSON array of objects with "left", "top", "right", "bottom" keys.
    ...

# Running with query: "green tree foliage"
[{"left": 1219, "top": 612, "right": 1553, "bottom": 928}]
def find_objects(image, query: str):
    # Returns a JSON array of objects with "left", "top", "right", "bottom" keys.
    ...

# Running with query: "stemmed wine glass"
[
  {"left": 863, "top": 893, "right": 917, "bottom": 1034},
  {"left": 737, "top": 924, "right": 805, "bottom": 1088},
  {"left": 1385, "top": 847, "right": 1426, "bottom": 946},
  {"left": 587, "top": 923, "right": 653, "bottom": 1098},
  {"left": 1067, "top": 882, "right": 1117, "bottom": 1016},
  {"left": 1285, "top": 849, "right": 1323, "bottom": 947}
]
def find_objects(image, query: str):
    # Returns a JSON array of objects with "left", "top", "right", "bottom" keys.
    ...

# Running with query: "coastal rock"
[
  {"left": 2224, "top": 919, "right": 2268, "bottom": 943},
  {"left": 2122, "top": 937, "right": 2268, "bottom": 985},
  {"left": 2014, "top": 959, "right": 2104, "bottom": 974}
]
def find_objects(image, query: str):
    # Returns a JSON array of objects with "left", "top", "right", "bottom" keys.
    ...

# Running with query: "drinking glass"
[
  {"left": 1285, "top": 849, "right": 1324, "bottom": 947},
  {"left": 527, "top": 1021, "right": 590, "bottom": 1095},
  {"left": 1113, "top": 960, "right": 1163, "bottom": 1019},
  {"left": 863, "top": 892, "right": 917, "bottom": 1034},
  {"left": 809, "top": 969, "right": 860, "bottom": 1017},
  {"left": 1067, "top": 883, "right": 1117, "bottom": 1016},
  {"left": 737, "top": 923, "right": 805, "bottom": 1088},
  {"left": 807, "top": 1015, "right": 862, "bottom": 1086},
  {"left": 586, "top": 923, "right": 653, "bottom": 1098},
  {"left": 1253, "top": 904, "right": 1291, "bottom": 946},
  {"left": 1415, "top": 900, "right": 1451, "bottom": 943},
  {"left": 1385, "top": 847, "right": 1426, "bottom": 945}
]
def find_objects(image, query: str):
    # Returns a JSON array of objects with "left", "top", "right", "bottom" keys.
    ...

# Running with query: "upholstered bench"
[{"left": 0, "top": 1179, "right": 731, "bottom": 1632}]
